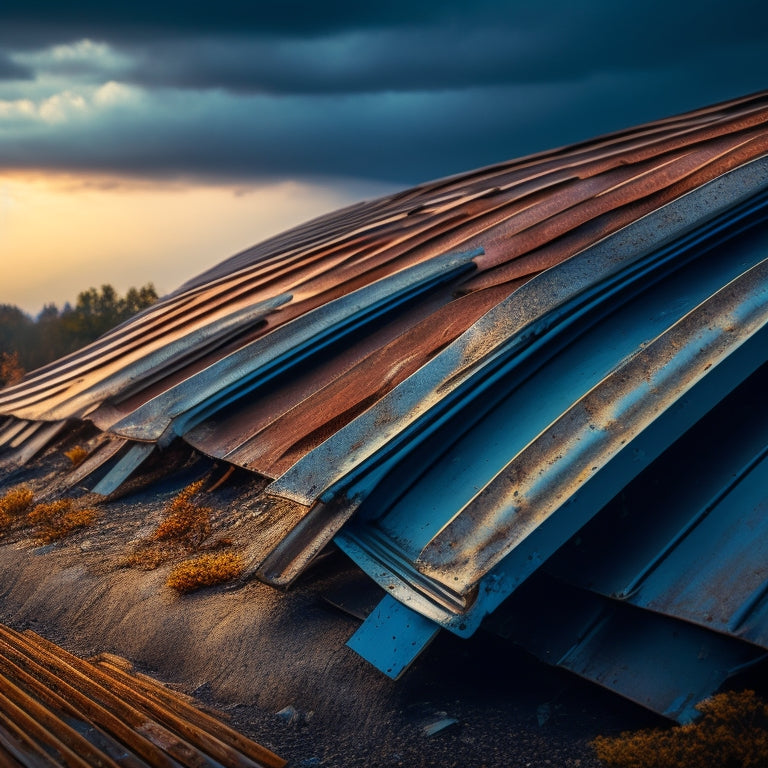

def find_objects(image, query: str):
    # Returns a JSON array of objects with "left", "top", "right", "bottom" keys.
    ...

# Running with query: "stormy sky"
[{"left": 1, "top": 1, "right": 767, "bottom": 313}]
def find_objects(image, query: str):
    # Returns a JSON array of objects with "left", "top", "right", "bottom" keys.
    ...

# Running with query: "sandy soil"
[{"left": 0, "top": 441, "right": 659, "bottom": 767}]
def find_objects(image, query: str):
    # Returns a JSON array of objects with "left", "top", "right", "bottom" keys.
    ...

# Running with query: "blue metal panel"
[
  {"left": 334, "top": 240, "right": 768, "bottom": 646},
  {"left": 545, "top": 361, "right": 768, "bottom": 649},
  {"left": 353, "top": 217, "right": 768, "bottom": 559},
  {"left": 346, "top": 595, "right": 440, "bottom": 680},
  {"left": 628, "top": 456, "right": 768, "bottom": 643},
  {"left": 490, "top": 576, "right": 766, "bottom": 723}
]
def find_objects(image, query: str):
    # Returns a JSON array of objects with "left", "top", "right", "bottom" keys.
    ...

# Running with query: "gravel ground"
[{"left": 0, "top": 440, "right": 662, "bottom": 768}]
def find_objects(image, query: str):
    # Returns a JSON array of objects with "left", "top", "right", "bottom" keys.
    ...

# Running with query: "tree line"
[{"left": 0, "top": 283, "right": 158, "bottom": 387}]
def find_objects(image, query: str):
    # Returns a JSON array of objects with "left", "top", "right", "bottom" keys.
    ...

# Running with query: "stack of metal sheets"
[{"left": 2, "top": 91, "right": 768, "bottom": 721}]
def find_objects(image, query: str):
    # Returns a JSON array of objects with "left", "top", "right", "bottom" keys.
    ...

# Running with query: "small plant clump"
[
  {"left": 153, "top": 479, "right": 212, "bottom": 550},
  {"left": 121, "top": 541, "right": 174, "bottom": 570},
  {"left": 28, "top": 499, "right": 98, "bottom": 543},
  {"left": 64, "top": 445, "right": 89, "bottom": 467},
  {"left": 0, "top": 485, "right": 35, "bottom": 533},
  {"left": 166, "top": 552, "right": 244, "bottom": 593},
  {"left": 592, "top": 689, "right": 768, "bottom": 768}
]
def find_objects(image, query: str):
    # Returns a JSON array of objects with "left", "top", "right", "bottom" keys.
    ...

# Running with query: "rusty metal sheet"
[
  {"left": 201, "top": 284, "right": 512, "bottom": 477},
  {"left": 90, "top": 442, "right": 157, "bottom": 496},
  {"left": 256, "top": 159, "right": 768, "bottom": 573},
  {"left": 105, "top": 249, "right": 478, "bottom": 444}
]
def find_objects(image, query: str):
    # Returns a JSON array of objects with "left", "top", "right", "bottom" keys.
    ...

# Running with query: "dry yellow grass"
[
  {"left": 121, "top": 541, "right": 174, "bottom": 570},
  {"left": 592, "top": 690, "right": 768, "bottom": 768},
  {"left": 28, "top": 499, "right": 98, "bottom": 542},
  {"left": 0, "top": 485, "right": 35, "bottom": 533},
  {"left": 166, "top": 552, "right": 244, "bottom": 593},
  {"left": 64, "top": 445, "right": 89, "bottom": 467},
  {"left": 153, "top": 479, "right": 211, "bottom": 550}
]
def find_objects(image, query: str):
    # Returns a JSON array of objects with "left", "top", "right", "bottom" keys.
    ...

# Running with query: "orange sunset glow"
[{"left": 1, "top": 172, "right": 394, "bottom": 315}]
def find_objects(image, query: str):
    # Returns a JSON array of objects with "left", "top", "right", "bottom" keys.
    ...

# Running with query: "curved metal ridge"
[
  {"left": 421, "top": 258, "right": 768, "bottom": 587},
  {"left": 337, "top": 252, "right": 768, "bottom": 631},
  {"left": 0, "top": 92, "right": 767, "bottom": 438}
]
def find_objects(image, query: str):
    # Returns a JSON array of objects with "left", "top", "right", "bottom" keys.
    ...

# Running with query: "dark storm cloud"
[
  {"left": 0, "top": 1, "right": 766, "bottom": 185},
  {"left": 111, "top": 0, "right": 768, "bottom": 96},
  {"left": 0, "top": 1, "right": 499, "bottom": 45},
  {"left": 4, "top": 0, "right": 767, "bottom": 93}
]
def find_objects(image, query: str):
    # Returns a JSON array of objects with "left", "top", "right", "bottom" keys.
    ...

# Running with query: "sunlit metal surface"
[{"left": 2, "top": 92, "right": 768, "bottom": 720}]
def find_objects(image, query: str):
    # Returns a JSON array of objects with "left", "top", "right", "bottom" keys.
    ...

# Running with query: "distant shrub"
[
  {"left": 153, "top": 479, "right": 211, "bottom": 550},
  {"left": 64, "top": 445, "right": 89, "bottom": 467},
  {"left": 28, "top": 498, "right": 98, "bottom": 542},
  {"left": 166, "top": 552, "right": 244, "bottom": 593},
  {"left": 0, "top": 351, "right": 25, "bottom": 387},
  {"left": 592, "top": 690, "right": 768, "bottom": 768}
]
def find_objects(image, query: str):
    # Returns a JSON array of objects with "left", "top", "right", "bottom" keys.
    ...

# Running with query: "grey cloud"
[
  {"left": 0, "top": 1, "right": 500, "bottom": 46},
  {"left": 2, "top": 65, "right": 765, "bottom": 187},
  {"left": 4, "top": 1, "right": 765, "bottom": 98},
  {"left": 0, "top": 51, "right": 32, "bottom": 79}
]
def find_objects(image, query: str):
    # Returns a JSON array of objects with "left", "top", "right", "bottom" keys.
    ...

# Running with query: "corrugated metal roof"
[
  {"left": 0, "top": 622, "right": 285, "bottom": 767},
  {"left": 545, "top": 359, "right": 768, "bottom": 649},
  {"left": 2, "top": 91, "right": 768, "bottom": 721}
]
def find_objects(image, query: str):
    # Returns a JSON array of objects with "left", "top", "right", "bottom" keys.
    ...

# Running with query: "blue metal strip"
[
  {"left": 495, "top": 577, "right": 766, "bottom": 723},
  {"left": 345, "top": 594, "right": 440, "bottom": 680}
]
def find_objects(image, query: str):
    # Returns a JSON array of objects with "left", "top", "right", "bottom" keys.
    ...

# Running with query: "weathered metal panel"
[
  {"left": 258, "top": 165, "right": 768, "bottom": 587},
  {"left": 264, "top": 160, "right": 768, "bottom": 511},
  {"left": 544, "top": 360, "right": 768, "bottom": 650},
  {"left": 338, "top": 254, "right": 768, "bottom": 643},
  {"left": 484, "top": 576, "right": 766, "bottom": 723}
]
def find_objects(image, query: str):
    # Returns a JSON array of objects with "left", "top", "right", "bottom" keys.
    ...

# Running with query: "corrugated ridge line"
[
  {"left": 0, "top": 94, "right": 760, "bottom": 426},
  {"left": 38, "top": 123, "right": 768, "bottom": 433},
  {"left": 0, "top": 623, "right": 285, "bottom": 768}
]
